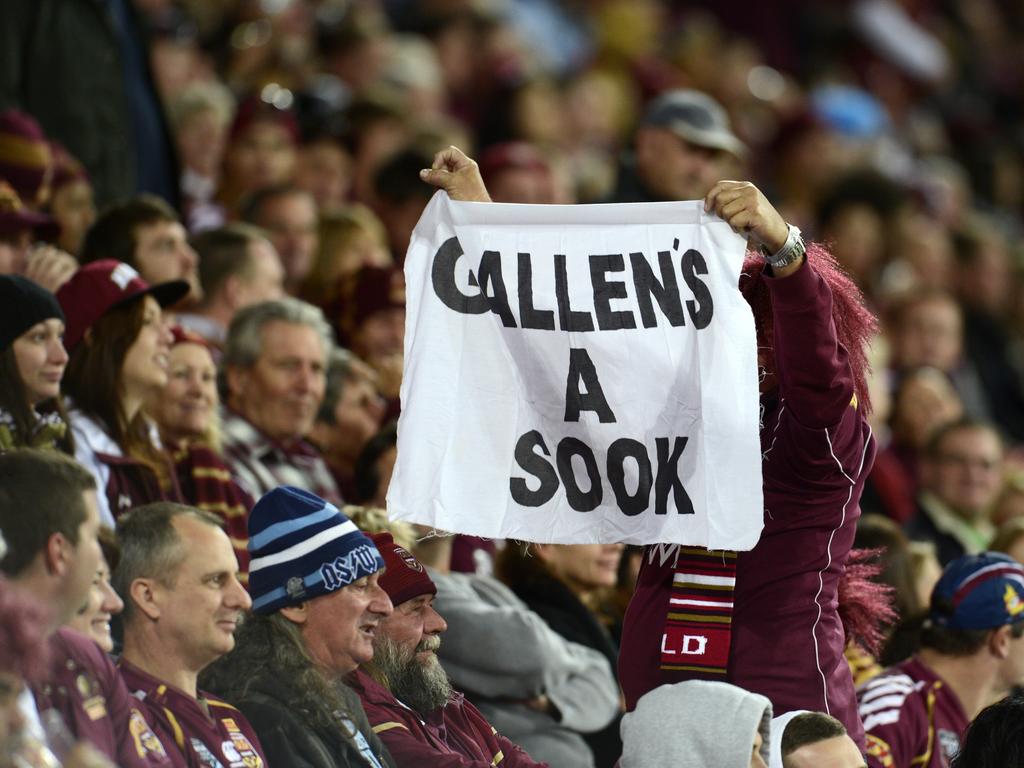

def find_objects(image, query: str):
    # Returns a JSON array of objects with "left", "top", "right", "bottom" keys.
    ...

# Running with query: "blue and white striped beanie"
[{"left": 248, "top": 486, "right": 384, "bottom": 615}]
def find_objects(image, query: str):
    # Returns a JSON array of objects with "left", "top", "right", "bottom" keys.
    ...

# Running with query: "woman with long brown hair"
[{"left": 57, "top": 259, "right": 189, "bottom": 527}]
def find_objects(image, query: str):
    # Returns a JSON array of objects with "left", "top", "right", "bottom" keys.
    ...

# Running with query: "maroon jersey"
[
  {"left": 618, "top": 256, "right": 875, "bottom": 747},
  {"left": 33, "top": 629, "right": 172, "bottom": 767},
  {"left": 858, "top": 657, "right": 968, "bottom": 768},
  {"left": 120, "top": 661, "right": 267, "bottom": 768}
]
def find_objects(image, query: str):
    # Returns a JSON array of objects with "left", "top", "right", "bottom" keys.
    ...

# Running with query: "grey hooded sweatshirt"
[{"left": 621, "top": 680, "right": 772, "bottom": 768}]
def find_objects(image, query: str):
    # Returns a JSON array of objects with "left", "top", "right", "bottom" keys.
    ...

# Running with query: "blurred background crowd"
[{"left": 2, "top": 0, "right": 1024, "bottom": 766}]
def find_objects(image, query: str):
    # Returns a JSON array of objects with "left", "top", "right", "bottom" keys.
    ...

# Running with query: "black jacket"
[
  {"left": 213, "top": 672, "right": 397, "bottom": 768},
  {"left": 604, "top": 154, "right": 660, "bottom": 205},
  {"left": 0, "top": 0, "right": 178, "bottom": 207},
  {"left": 905, "top": 502, "right": 969, "bottom": 567}
]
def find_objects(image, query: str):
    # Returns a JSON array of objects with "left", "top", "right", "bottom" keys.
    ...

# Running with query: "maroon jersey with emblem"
[
  {"left": 33, "top": 629, "right": 172, "bottom": 767},
  {"left": 120, "top": 660, "right": 267, "bottom": 768},
  {"left": 618, "top": 256, "right": 875, "bottom": 747},
  {"left": 857, "top": 657, "right": 968, "bottom": 768}
]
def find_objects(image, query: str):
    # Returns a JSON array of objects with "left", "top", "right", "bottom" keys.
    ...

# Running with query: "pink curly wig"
[
  {"left": 839, "top": 548, "right": 898, "bottom": 655},
  {"left": 739, "top": 243, "right": 878, "bottom": 413}
]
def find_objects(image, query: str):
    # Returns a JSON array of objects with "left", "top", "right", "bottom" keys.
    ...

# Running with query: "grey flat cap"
[{"left": 642, "top": 89, "right": 748, "bottom": 159}]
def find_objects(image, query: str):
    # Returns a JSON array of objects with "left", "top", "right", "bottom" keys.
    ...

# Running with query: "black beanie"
[{"left": 0, "top": 275, "right": 65, "bottom": 351}]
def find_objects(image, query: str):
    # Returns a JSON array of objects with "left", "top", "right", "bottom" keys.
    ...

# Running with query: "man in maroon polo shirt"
[
  {"left": 114, "top": 502, "right": 267, "bottom": 767},
  {"left": 0, "top": 449, "right": 172, "bottom": 767}
]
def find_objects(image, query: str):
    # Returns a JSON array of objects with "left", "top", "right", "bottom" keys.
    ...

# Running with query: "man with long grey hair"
[{"left": 200, "top": 486, "right": 397, "bottom": 768}]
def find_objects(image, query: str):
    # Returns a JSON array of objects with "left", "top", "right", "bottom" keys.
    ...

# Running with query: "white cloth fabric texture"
[{"left": 390, "top": 192, "right": 763, "bottom": 548}]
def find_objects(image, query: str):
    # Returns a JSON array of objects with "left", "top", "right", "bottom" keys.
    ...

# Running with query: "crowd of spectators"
[{"left": 2, "top": 0, "right": 1024, "bottom": 766}]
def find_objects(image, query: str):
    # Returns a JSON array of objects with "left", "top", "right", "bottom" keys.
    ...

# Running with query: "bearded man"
[{"left": 348, "top": 532, "right": 548, "bottom": 767}]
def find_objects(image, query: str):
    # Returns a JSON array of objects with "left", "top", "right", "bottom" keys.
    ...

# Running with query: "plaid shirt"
[{"left": 220, "top": 407, "right": 343, "bottom": 507}]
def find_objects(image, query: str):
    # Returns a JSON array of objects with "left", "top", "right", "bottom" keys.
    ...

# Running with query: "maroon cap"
[
  {"left": 478, "top": 142, "right": 550, "bottom": 185},
  {"left": 334, "top": 265, "right": 405, "bottom": 345},
  {"left": 0, "top": 181, "right": 57, "bottom": 239},
  {"left": 370, "top": 532, "right": 436, "bottom": 607},
  {"left": 229, "top": 93, "right": 300, "bottom": 145},
  {"left": 169, "top": 324, "right": 211, "bottom": 349},
  {"left": 56, "top": 260, "right": 190, "bottom": 353}
]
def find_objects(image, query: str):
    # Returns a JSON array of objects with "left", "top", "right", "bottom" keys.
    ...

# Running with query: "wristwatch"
[{"left": 761, "top": 224, "right": 806, "bottom": 270}]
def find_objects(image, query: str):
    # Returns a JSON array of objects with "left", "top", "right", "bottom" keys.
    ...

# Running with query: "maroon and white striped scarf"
[{"left": 660, "top": 546, "right": 738, "bottom": 678}]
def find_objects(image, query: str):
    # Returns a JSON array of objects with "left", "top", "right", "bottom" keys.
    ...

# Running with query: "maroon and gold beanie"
[
  {"left": 370, "top": 532, "right": 436, "bottom": 607},
  {"left": 0, "top": 110, "right": 53, "bottom": 207}
]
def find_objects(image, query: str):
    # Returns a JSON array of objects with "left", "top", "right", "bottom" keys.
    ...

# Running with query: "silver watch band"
[{"left": 761, "top": 224, "right": 805, "bottom": 269}]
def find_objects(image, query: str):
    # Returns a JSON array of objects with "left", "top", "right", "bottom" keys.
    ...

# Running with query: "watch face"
[
  {"left": 769, "top": 238, "right": 805, "bottom": 269},
  {"left": 762, "top": 225, "right": 799, "bottom": 262}
]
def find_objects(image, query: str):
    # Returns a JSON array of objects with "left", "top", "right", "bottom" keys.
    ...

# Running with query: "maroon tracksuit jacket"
[{"left": 618, "top": 256, "right": 876, "bottom": 747}]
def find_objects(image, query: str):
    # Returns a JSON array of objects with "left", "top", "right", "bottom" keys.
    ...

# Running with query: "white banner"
[{"left": 388, "top": 192, "right": 764, "bottom": 549}]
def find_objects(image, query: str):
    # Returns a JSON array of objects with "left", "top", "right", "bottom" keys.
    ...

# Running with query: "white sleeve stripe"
[
  {"left": 810, "top": 424, "right": 872, "bottom": 717},
  {"left": 859, "top": 694, "right": 912, "bottom": 716},
  {"left": 862, "top": 674, "right": 914, "bottom": 689},
  {"left": 672, "top": 573, "right": 736, "bottom": 587},
  {"left": 863, "top": 684, "right": 916, "bottom": 698},
  {"left": 859, "top": 679, "right": 916, "bottom": 702},
  {"left": 863, "top": 710, "right": 902, "bottom": 731}
]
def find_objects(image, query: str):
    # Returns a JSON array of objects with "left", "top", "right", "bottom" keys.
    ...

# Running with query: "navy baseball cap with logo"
[{"left": 929, "top": 552, "right": 1024, "bottom": 630}]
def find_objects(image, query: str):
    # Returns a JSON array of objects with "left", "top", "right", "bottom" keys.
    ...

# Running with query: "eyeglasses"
[{"left": 935, "top": 453, "right": 1002, "bottom": 472}]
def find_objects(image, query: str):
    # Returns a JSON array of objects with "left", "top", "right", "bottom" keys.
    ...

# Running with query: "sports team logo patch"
[
  {"left": 110, "top": 262, "right": 141, "bottom": 289},
  {"left": 938, "top": 729, "right": 961, "bottom": 760},
  {"left": 129, "top": 708, "right": 168, "bottom": 758},
  {"left": 395, "top": 545, "right": 423, "bottom": 572},
  {"left": 191, "top": 737, "right": 225, "bottom": 768},
  {"left": 286, "top": 576, "right": 306, "bottom": 601},
  {"left": 865, "top": 734, "right": 894, "bottom": 767},
  {"left": 83, "top": 696, "right": 107, "bottom": 721},
  {"left": 221, "top": 740, "right": 242, "bottom": 762},
  {"left": 222, "top": 716, "right": 264, "bottom": 767},
  {"left": 1004, "top": 584, "right": 1023, "bottom": 616}
]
